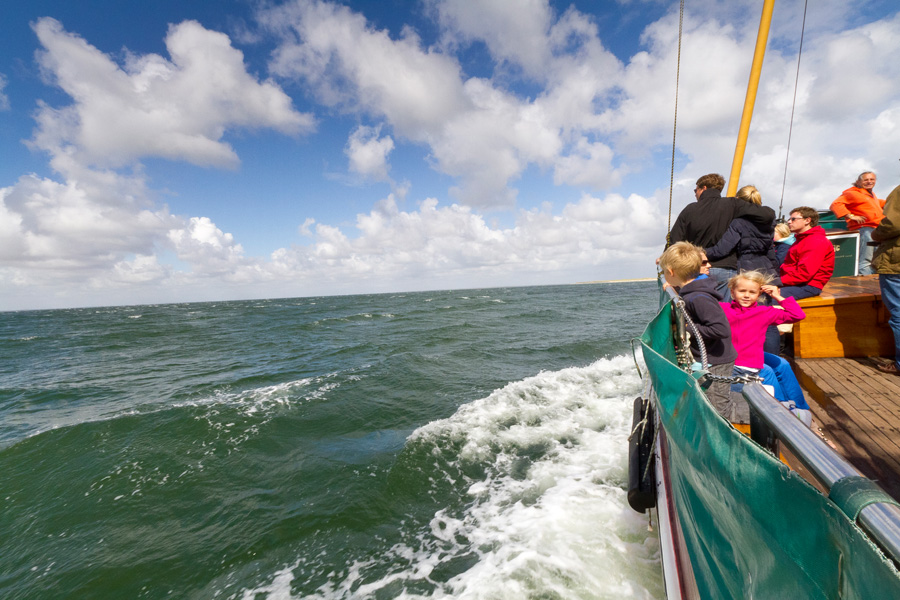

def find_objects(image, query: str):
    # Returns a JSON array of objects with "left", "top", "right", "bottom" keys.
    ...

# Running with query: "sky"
[{"left": 1, "top": 0, "right": 899, "bottom": 311}]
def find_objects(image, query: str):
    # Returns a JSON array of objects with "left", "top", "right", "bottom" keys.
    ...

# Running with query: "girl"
[
  {"left": 721, "top": 270, "right": 812, "bottom": 426},
  {"left": 773, "top": 222, "right": 794, "bottom": 267}
]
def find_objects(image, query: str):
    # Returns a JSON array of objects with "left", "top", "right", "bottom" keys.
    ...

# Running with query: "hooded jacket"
[
  {"left": 872, "top": 184, "right": 900, "bottom": 275},
  {"left": 668, "top": 188, "right": 777, "bottom": 270},
  {"left": 705, "top": 216, "right": 777, "bottom": 276},
  {"left": 677, "top": 277, "right": 737, "bottom": 365},
  {"left": 779, "top": 226, "right": 835, "bottom": 289},
  {"left": 775, "top": 234, "right": 795, "bottom": 267},
  {"left": 721, "top": 297, "right": 805, "bottom": 369}
]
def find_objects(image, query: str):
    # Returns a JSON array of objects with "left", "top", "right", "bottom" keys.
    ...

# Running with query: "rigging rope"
[
  {"left": 778, "top": 0, "right": 809, "bottom": 221},
  {"left": 666, "top": 0, "right": 686, "bottom": 244}
]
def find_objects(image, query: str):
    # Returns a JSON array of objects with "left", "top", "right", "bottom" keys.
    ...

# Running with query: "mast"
[{"left": 726, "top": 0, "right": 776, "bottom": 197}]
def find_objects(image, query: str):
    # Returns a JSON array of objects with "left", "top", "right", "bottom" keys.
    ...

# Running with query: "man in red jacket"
[
  {"left": 764, "top": 206, "right": 835, "bottom": 353},
  {"left": 779, "top": 206, "right": 835, "bottom": 298}
]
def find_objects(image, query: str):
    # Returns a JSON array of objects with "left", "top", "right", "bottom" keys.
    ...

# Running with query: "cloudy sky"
[{"left": 1, "top": 0, "right": 898, "bottom": 310}]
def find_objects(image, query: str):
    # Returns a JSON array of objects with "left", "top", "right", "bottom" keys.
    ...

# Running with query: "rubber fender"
[{"left": 627, "top": 396, "right": 657, "bottom": 513}]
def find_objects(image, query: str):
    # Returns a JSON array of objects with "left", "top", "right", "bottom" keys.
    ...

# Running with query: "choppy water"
[{"left": 0, "top": 283, "right": 664, "bottom": 599}]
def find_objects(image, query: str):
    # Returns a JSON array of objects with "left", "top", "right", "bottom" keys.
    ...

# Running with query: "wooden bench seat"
[{"left": 791, "top": 275, "right": 893, "bottom": 359}]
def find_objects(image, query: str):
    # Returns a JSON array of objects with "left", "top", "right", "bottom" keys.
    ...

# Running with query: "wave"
[
  {"left": 238, "top": 356, "right": 663, "bottom": 599},
  {"left": 2, "top": 374, "right": 346, "bottom": 452}
]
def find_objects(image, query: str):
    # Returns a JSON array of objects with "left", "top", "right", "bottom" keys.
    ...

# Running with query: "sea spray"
[{"left": 240, "top": 357, "right": 663, "bottom": 599}]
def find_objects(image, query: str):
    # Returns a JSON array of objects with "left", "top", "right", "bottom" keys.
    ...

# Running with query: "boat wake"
[{"left": 238, "top": 356, "right": 664, "bottom": 599}]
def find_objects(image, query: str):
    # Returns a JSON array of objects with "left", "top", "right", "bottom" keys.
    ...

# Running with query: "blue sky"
[{"left": 1, "top": 0, "right": 899, "bottom": 310}]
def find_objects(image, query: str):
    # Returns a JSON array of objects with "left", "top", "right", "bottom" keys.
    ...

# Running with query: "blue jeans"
[
  {"left": 857, "top": 227, "right": 875, "bottom": 275},
  {"left": 709, "top": 267, "right": 736, "bottom": 301},
  {"left": 762, "top": 352, "right": 808, "bottom": 408},
  {"left": 879, "top": 274, "right": 900, "bottom": 368},
  {"left": 731, "top": 354, "right": 808, "bottom": 409}
]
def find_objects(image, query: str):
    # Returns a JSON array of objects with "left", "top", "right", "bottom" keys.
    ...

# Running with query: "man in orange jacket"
[{"left": 830, "top": 171, "right": 885, "bottom": 275}]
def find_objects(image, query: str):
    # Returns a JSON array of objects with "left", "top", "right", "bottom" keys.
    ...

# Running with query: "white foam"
[{"left": 241, "top": 356, "right": 663, "bottom": 599}]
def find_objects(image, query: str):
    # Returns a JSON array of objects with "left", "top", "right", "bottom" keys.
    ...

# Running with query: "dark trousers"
[{"left": 763, "top": 284, "right": 822, "bottom": 354}]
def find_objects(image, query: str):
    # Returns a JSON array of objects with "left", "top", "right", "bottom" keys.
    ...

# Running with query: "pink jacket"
[{"left": 720, "top": 297, "right": 805, "bottom": 369}]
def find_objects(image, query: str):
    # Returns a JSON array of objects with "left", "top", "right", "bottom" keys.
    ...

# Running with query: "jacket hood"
[
  {"left": 776, "top": 233, "right": 796, "bottom": 245},
  {"left": 796, "top": 225, "right": 826, "bottom": 240},
  {"left": 679, "top": 276, "right": 724, "bottom": 301}
]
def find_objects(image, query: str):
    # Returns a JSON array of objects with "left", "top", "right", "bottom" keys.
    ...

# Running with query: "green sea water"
[{"left": 0, "top": 283, "right": 664, "bottom": 599}]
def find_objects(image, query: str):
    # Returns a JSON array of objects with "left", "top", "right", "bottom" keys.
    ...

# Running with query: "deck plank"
[
  {"left": 801, "top": 359, "right": 900, "bottom": 452},
  {"left": 819, "top": 359, "right": 900, "bottom": 433},
  {"left": 793, "top": 356, "right": 900, "bottom": 501}
]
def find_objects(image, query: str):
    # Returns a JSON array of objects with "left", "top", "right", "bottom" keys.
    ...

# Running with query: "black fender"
[{"left": 627, "top": 396, "right": 657, "bottom": 513}]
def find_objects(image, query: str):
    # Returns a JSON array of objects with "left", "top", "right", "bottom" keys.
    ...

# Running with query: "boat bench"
[{"left": 791, "top": 275, "right": 894, "bottom": 359}]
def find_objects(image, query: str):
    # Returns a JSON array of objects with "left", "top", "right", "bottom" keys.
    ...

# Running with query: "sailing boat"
[{"left": 630, "top": 2, "right": 900, "bottom": 597}]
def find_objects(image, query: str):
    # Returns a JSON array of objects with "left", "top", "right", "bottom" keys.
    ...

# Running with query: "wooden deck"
[
  {"left": 786, "top": 275, "right": 900, "bottom": 502},
  {"left": 793, "top": 357, "right": 900, "bottom": 502}
]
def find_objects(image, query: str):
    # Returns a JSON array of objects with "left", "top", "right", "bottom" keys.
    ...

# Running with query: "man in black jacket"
[{"left": 668, "top": 173, "right": 776, "bottom": 298}]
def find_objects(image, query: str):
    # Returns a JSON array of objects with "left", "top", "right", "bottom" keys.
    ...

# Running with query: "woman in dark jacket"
[{"left": 705, "top": 185, "right": 777, "bottom": 277}]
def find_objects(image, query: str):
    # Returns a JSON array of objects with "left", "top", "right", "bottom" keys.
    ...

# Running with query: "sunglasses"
[
  {"left": 787, "top": 216, "right": 808, "bottom": 222},
  {"left": 701, "top": 260, "right": 711, "bottom": 265}
]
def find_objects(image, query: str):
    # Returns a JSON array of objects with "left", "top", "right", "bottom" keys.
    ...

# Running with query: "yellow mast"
[{"left": 726, "top": 0, "right": 776, "bottom": 197}]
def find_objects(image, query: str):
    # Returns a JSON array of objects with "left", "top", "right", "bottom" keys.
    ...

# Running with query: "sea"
[{"left": 0, "top": 282, "right": 665, "bottom": 600}]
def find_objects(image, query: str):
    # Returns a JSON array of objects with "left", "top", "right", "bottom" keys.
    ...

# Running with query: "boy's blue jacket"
[{"left": 677, "top": 277, "right": 737, "bottom": 365}]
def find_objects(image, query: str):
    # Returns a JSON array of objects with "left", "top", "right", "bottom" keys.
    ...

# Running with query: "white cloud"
[
  {"left": 108, "top": 254, "right": 171, "bottom": 285},
  {"left": 261, "top": 0, "right": 623, "bottom": 208},
  {"left": 2, "top": 179, "right": 668, "bottom": 309},
  {"left": 167, "top": 216, "right": 257, "bottom": 279},
  {"left": 0, "top": 18, "right": 319, "bottom": 307},
  {"left": 430, "top": 0, "right": 554, "bottom": 78},
  {"left": 553, "top": 138, "right": 622, "bottom": 188},
  {"left": 264, "top": 191, "right": 666, "bottom": 291},
  {"left": 345, "top": 125, "right": 394, "bottom": 181},
  {"left": 31, "top": 17, "right": 313, "bottom": 171},
  {"left": 5, "top": 1, "right": 900, "bottom": 310},
  {"left": 265, "top": 1, "right": 468, "bottom": 134},
  {"left": 0, "top": 173, "right": 174, "bottom": 273}
]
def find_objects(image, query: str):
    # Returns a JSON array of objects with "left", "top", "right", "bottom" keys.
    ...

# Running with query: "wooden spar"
[{"left": 726, "top": 0, "right": 776, "bottom": 197}]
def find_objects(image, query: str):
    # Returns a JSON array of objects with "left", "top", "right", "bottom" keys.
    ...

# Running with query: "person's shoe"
[{"left": 876, "top": 362, "right": 900, "bottom": 375}]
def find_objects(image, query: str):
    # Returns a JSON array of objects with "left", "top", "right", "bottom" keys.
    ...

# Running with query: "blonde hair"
[
  {"left": 774, "top": 222, "right": 790, "bottom": 239},
  {"left": 736, "top": 185, "right": 762, "bottom": 205},
  {"left": 659, "top": 242, "right": 703, "bottom": 280},
  {"left": 728, "top": 269, "right": 773, "bottom": 291}
]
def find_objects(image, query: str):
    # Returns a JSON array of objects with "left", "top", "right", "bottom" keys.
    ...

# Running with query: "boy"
[{"left": 659, "top": 242, "right": 739, "bottom": 420}]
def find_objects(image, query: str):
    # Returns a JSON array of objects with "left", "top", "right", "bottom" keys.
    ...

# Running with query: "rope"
[
  {"left": 630, "top": 338, "right": 643, "bottom": 380},
  {"left": 674, "top": 297, "right": 709, "bottom": 369},
  {"left": 778, "top": 0, "right": 808, "bottom": 221},
  {"left": 628, "top": 397, "right": 652, "bottom": 443},
  {"left": 627, "top": 394, "right": 659, "bottom": 487},
  {"left": 666, "top": 0, "right": 686, "bottom": 245}
]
